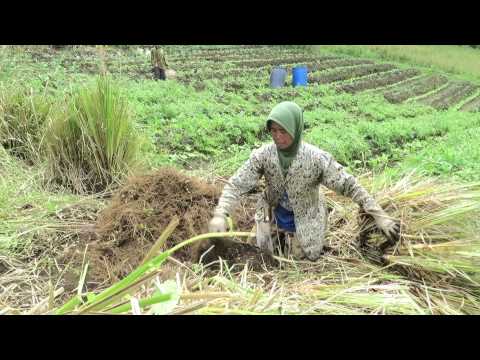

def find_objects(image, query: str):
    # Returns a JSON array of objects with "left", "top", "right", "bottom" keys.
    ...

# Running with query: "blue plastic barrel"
[
  {"left": 270, "top": 67, "right": 287, "bottom": 88},
  {"left": 292, "top": 66, "right": 308, "bottom": 87}
]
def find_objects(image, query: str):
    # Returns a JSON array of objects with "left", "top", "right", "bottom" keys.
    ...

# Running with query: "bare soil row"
[
  {"left": 309, "top": 64, "right": 396, "bottom": 84},
  {"left": 419, "top": 82, "right": 479, "bottom": 110},
  {"left": 459, "top": 94, "right": 480, "bottom": 112},
  {"left": 383, "top": 74, "right": 448, "bottom": 103},
  {"left": 337, "top": 69, "right": 421, "bottom": 94}
]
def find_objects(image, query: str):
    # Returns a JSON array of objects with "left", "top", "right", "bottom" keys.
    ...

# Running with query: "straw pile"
[
  {"left": 2, "top": 169, "right": 480, "bottom": 314},
  {"left": 51, "top": 171, "right": 480, "bottom": 315}
]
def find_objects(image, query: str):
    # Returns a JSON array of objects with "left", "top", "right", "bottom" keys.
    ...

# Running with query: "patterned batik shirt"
[{"left": 214, "top": 142, "right": 382, "bottom": 260}]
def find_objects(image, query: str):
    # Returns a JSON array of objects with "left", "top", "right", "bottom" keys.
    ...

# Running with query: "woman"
[{"left": 209, "top": 101, "right": 399, "bottom": 261}]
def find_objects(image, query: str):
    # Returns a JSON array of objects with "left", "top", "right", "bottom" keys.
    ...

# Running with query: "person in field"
[
  {"left": 151, "top": 46, "right": 168, "bottom": 80},
  {"left": 208, "top": 101, "right": 400, "bottom": 261}
]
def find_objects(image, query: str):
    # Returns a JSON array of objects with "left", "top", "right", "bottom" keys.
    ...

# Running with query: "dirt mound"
[
  {"left": 60, "top": 167, "right": 272, "bottom": 289},
  {"left": 97, "top": 167, "right": 219, "bottom": 252},
  {"left": 89, "top": 167, "right": 220, "bottom": 282}
]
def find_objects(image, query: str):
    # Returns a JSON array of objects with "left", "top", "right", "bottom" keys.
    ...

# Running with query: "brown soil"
[
  {"left": 383, "top": 74, "right": 448, "bottom": 103},
  {"left": 338, "top": 69, "right": 421, "bottom": 94},
  {"left": 58, "top": 167, "right": 272, "bottom": 289},
  {"left": 309, "top": 63, "right": 396, "bottom": 84},
  {"left": 192, "top": 237, "right": 278, "bottom": 271}
]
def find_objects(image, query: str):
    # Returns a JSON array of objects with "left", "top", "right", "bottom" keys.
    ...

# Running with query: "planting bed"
[
  {"left": 309, "top": 64, "right": 397, "bottom": 84},
  {"left": 383, "top": 74, "right": 449, "bottom": 103},
  {"left": 338, "top": 69, "right": 421, "bottom": 94},
  {"left": 419, "top": 82, "right": 479, "bottom": 110},
  {"left": 459, "top": 93, "right": 480, "bottom": 112}
]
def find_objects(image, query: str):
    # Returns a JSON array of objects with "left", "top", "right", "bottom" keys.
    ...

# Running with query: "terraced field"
[
  {"left": 163, "top": 45, "right": 480, "bottom": 112},
  {"left": 50, "top": 45, "right": 469, "bottom": 114},
  {"left": 3, "top": 45, "right": 479, "bottom": 172},
  {"left": 7, "top": 45, "right": 477, "bottom": 177}
]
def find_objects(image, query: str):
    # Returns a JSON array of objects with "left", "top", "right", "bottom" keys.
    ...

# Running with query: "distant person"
[
  {"left": 208, "top": 101, "right": 400, "bottom": 260},
  {"left": 151, "top": 46, "right": 168, "bottom": 80}
]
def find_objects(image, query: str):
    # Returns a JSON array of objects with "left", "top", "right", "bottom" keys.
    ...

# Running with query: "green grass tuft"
[{"left": 44, "top": 76, "right": 140, "bottom": 193}]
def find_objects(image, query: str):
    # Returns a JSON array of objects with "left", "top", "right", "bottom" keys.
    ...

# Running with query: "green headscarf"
[{"left": 267, "top": 101, "right": 304, "bottom": 175}]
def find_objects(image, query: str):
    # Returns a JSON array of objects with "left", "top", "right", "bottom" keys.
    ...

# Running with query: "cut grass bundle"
[
  {"left": 324, "top": 172, "right": 480, "bottom": 306},
  {"left": 326, "top": 172, "right": 480, "bottom": 250},
  {"left": 0, "top": 85, "right": 53, "bottom": 164},
  {"left": 371, "top": 173, "right": 480, "bottom": 286},
  {"left": 44, "top": 76, "right": 139, "bottom": 193}
]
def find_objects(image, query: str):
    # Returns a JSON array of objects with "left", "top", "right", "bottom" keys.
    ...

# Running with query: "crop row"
[
  {"left": 309, "top": 64, "right": 396, "bottom": 84},
  {"left": 168, "top": 49, "right": 306, "bottom": 62},
  {"left": 176, "top": 59, "right": 367, "bottom": 83},
  {"left": 337, "top": 69, "right": 421, "bottom": 94},
  {"left": 309, "top": 58, "right": 374, "bottom": 72},
  {"left": 418, "top": 82, "right": 478, "bottom": 110},
  {"left": 383, "top": 75, "right": 448, "bottom": 104},
  {"left": 459, "top": 93, "right": 480, "bottom": 112}
]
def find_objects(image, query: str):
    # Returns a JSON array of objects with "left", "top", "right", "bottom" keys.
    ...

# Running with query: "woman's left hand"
[{"left": 372, "top": 210, "right": 400, "bottom": 244}]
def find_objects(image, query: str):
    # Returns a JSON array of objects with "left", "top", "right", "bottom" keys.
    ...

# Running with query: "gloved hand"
[
  {"left": 370, "top": 208, "right": 400, "bottom": 246},
  {"left": 208, "top": 214, "right": 227, "bottom": 233}
]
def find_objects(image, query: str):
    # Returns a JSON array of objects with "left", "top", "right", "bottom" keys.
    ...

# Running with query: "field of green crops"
[{"left": 1, "top": 45, "right": 480, "bottom": 314}]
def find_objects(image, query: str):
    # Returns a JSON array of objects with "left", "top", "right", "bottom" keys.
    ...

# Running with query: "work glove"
[
  {"left": 369, "top": 208, "right": 400, "bottom": 249},
  {"left": 208, "top": 214, "right": 227, "bottom": 233}
]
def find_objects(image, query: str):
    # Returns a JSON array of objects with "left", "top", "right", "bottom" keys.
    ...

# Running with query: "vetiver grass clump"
[{"left": 44, "top": 76, "right": 139, "bottom": 193}]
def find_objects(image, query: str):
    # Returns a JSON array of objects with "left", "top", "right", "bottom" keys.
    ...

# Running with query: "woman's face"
[{"left": 270, "top": 122, "right": 293, "bottom": 150}]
